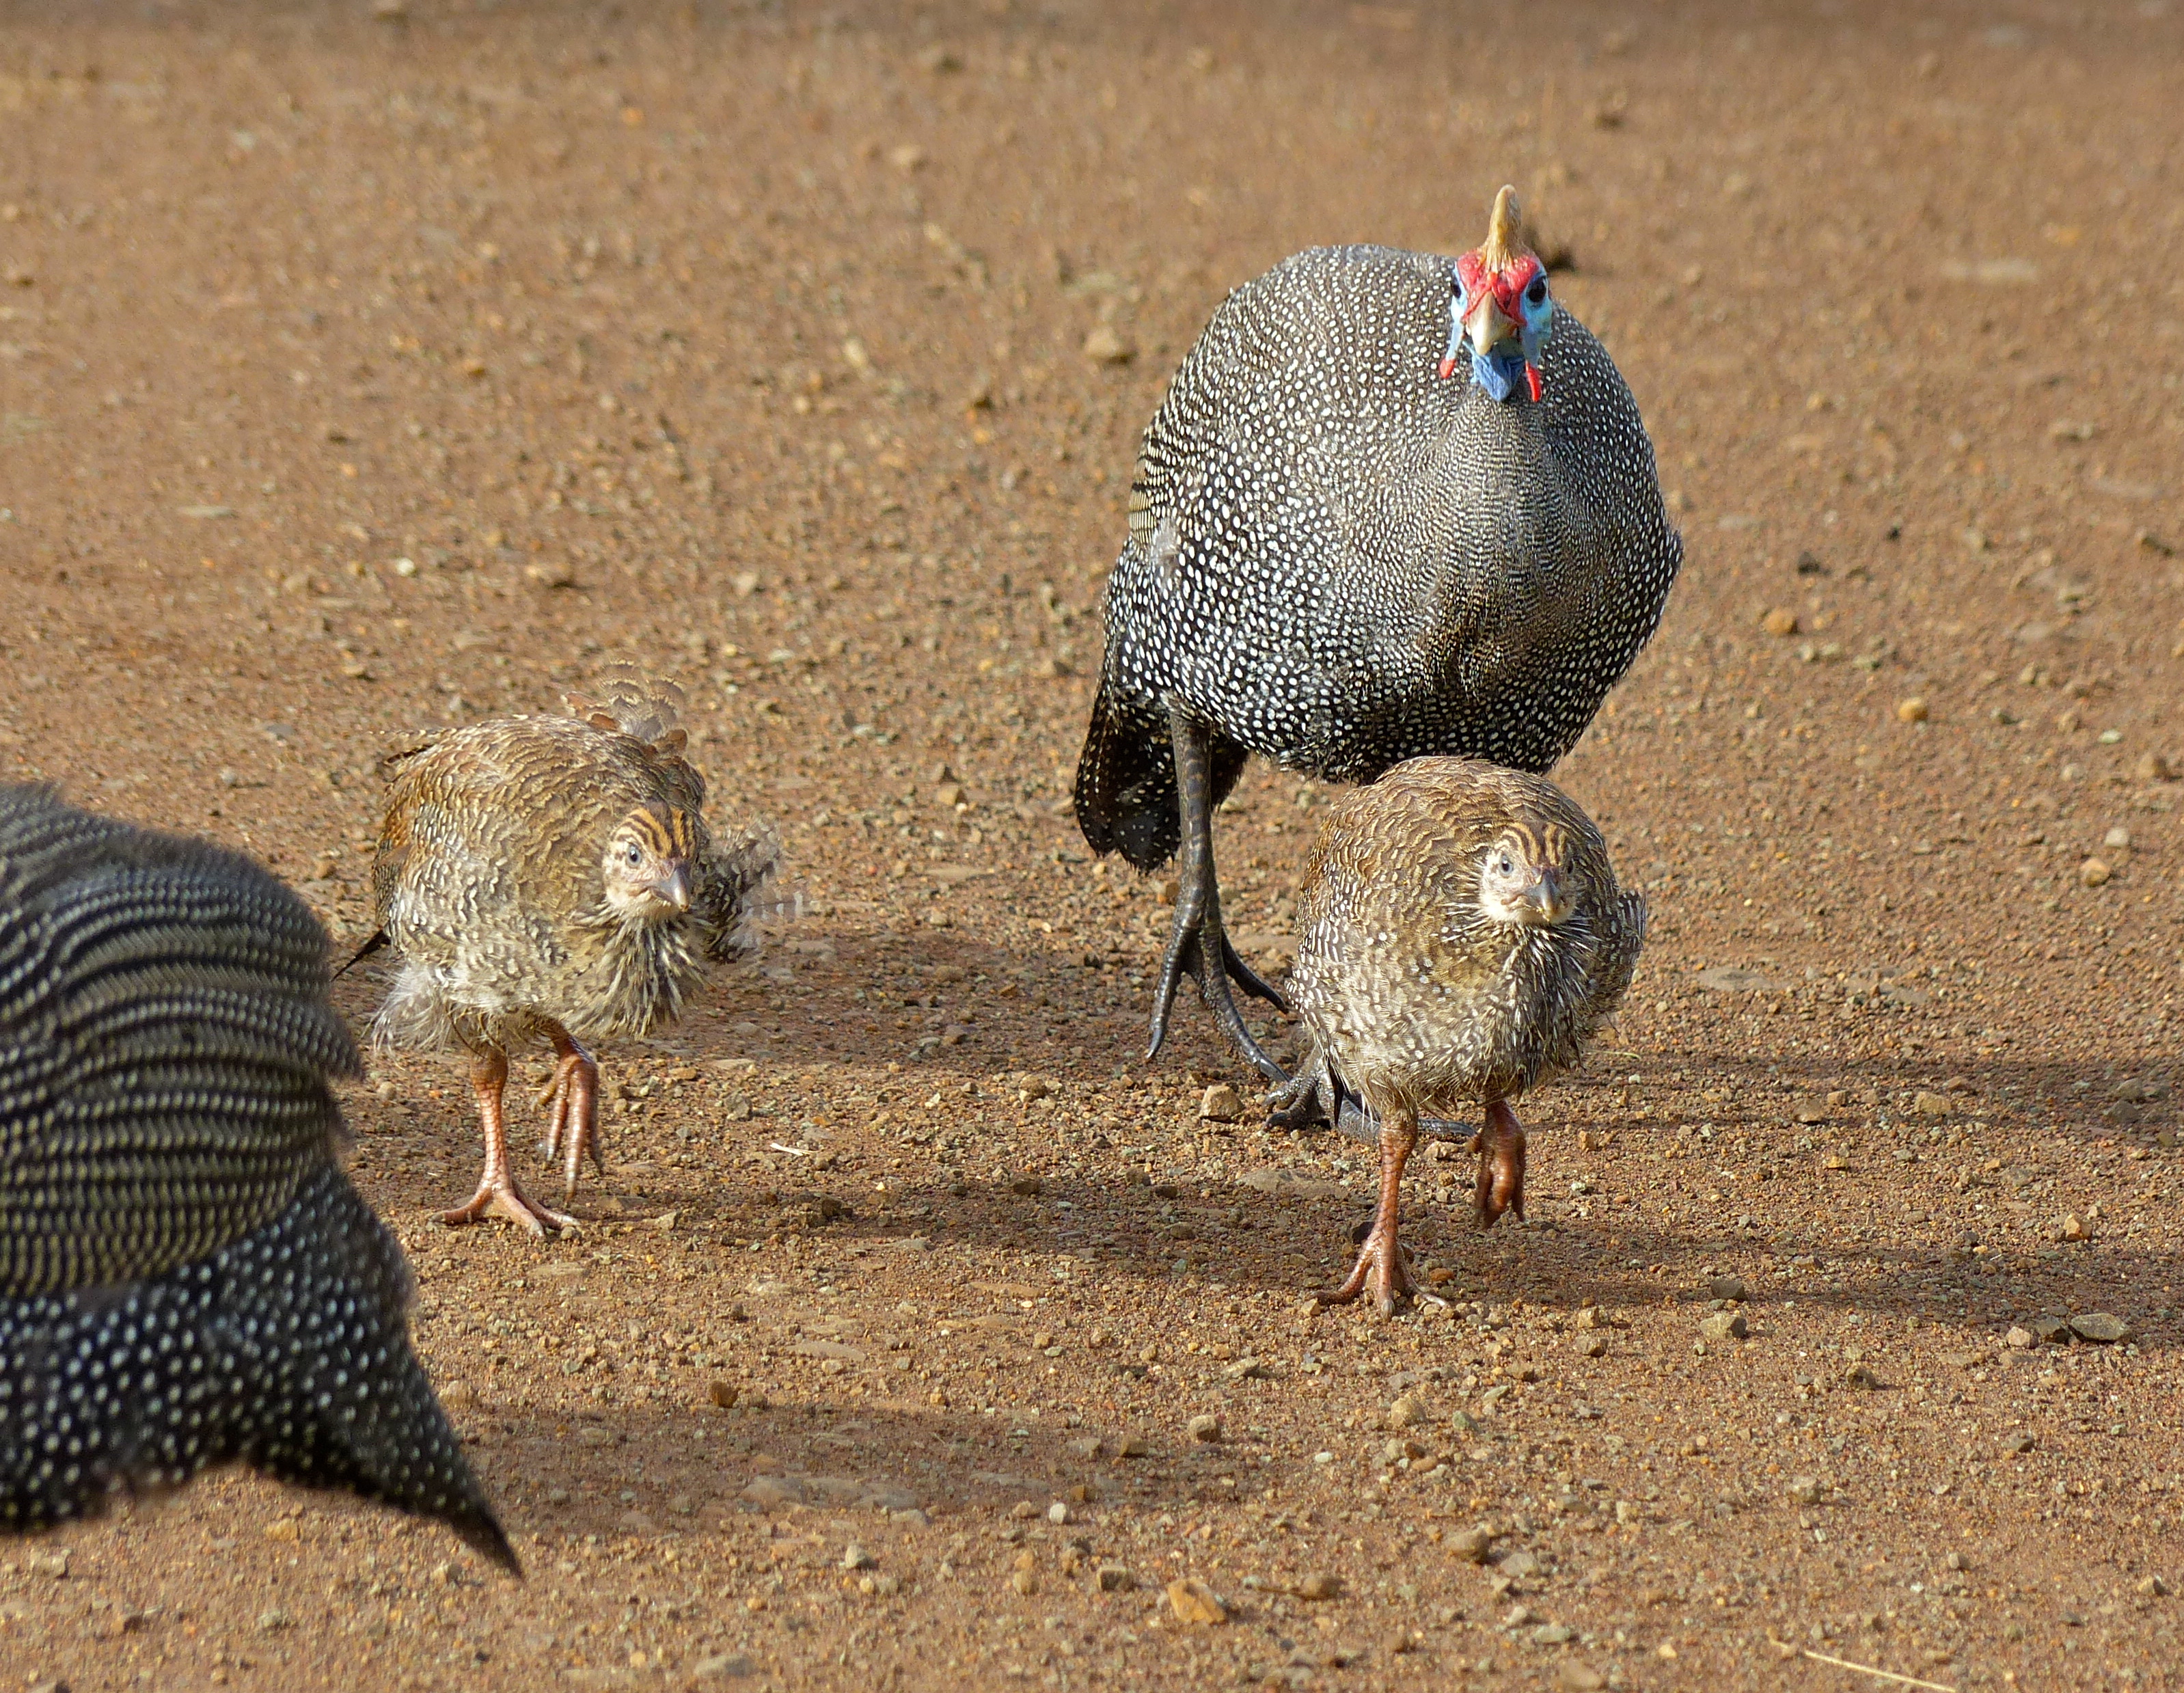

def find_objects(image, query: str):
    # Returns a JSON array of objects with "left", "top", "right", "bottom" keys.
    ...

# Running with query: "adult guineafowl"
[
  {"left": 1074, "top": 187, "right": 1679, "bottom": 1083},
  {"left": 0, "top": 785, "right": 513, "bottom": 1567}
]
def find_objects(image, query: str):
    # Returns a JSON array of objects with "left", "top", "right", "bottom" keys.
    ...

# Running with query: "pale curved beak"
[
  {"left": 650, "top": 863, "right": 692, "bottom": 912},
  {"left": 1464, "top": 289, "right": 1518, "bottom": 357},
  {"left": 1519, "top": 866, "right": 1570, "bottom": 926}
]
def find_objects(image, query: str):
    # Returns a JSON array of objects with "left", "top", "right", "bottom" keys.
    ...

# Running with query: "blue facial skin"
[{"left": 1444, "top": 271, "right": 1557, "bottom": 403}]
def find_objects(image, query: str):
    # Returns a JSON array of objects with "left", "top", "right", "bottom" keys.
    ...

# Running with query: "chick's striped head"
[
  {"left": 1476, "top": 814, "right": 1579, "bottom": 928},
  {"left": 601, "top": 802, "right": 696, "bottom": 920},
  {"left": 1440, "top": 185, "right": 1554, "bottom": 403}
]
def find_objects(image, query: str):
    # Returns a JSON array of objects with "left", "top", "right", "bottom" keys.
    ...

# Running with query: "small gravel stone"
[
  {"left": 1786, "top": 1476, "right": 1823, "bottom": 1504},
  {"left": 1913, "top": 1091, "right": 1950, "bottom": 1118},
  {"left": 2069, "top": 1312, "right": 2133, "bottom": 1344},
  {"left": 1117, "top": 1433, "right": 1149, "bottom": 1458},
  {"left": 1501, "top": 1550, "right": 1542, "bottom": 1580},
  {"left": 841, "top": 1543, "right": 876, "bottom": 1571},
  {"left": 2138, "top": 1575, "right": 2168, "bottom": 1597},
  {"left": 1895, "top": 696, "right": 1929, "bottom": 723},
  {"left": 26, "top": 1551, "right": 67, "bottom": 1579},
  {"left": 1295, "top": 1573, "right": 1343, "bottom": 1601},
  {"left": 1761, "top": 608, "right": 1799, "bottom": 637},
  {"left": 2055, "top": 1213, "right": 2090, "bottom": 1243},
  {"left": 2033, "top": 1315, "right": 2073, "bottom": 1344},
  {"left": 2006, "top": 1326, "right": 2034, "bottom": 1349},
  {"left": 1448, "top": 1525, "right": 1496, "bottom": 1564},
  {"left": 1699, "top": 1310, "right": 1747, "bottom": 1342},
  {"left": 2079, "top": 857, "right": 2112, "bottom": 887},
  {"left": 1558, "top": 1664, "right": 1608, "bottom": 1692},
  {"left": 1097, "top": 1564, "right": 1135, "bottom": 1593},
  {"left": 1166, "top": 1576, "right": 1226, "bottom": 1624},
  {"left": 1386, "top": 1392, "right": 1427, "bottom": 1428},
  {"left": 692, "top": 1655, "right": 758, "bottom": 1681},
  {"left": 1187, "top": 1413, "right": 1222, "bottom": 1443},
  {"left": 1576, "top": 1333, "right": 1607, "bottom": 1358},
  {"left": 1047, "top": 1502, "right": 1070, "bottom": 1524},
  {"left": 1708, "top": 1276, "right": 1747, "bottom": 1303},
  {"left": 1198, "top": 1082, "right": 1243, "bottom": 1122},
  {"left": 1082, "top": 325, "right": 1134, "bottom": 365},
  {"left": 1533, "top": 1622, "right": 1576, "bottom": 1645}
]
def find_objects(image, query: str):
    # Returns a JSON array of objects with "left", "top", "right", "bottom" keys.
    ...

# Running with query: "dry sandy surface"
[{"left": 2, "top": 2, "right": 2181, "bottom": 1689}]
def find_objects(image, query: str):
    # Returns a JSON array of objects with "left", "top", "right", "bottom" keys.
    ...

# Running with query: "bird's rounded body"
[
  {"left": 368, "top": 671, "right": 780, "bottom": 1234},
  {"left": 0, "top": 784, "right": 508, "bottom": 1563},
  {"left": 1080, "top": 242, "right": 1681, "bottom": 869},
  {"left": 370, "top": 709, "right": 768, "bottom": 1059},
  {"left": 1289, "top": 757, "right": 1643, "bottom": 1115}
]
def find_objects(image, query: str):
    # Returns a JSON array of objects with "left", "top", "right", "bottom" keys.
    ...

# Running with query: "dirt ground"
[{"left": 1, "top": 1, "right": 2181, "bottom": 1688}]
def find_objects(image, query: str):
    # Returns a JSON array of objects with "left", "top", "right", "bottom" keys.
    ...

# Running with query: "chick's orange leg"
[
  {"left": 1316, "top": 1102, "right": 1418, "bottom": 1316},
  {"left": 1471, "top": 1097, "right": 1527, "bottom": 1228},
  {"left": 443, "top": 1048, "right": 576, "bottom": 1236},
  {"left": 534, "top": 1022, "right": 603, "bottom": 1200}
]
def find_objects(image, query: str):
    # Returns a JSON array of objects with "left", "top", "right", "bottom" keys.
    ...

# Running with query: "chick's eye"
[
  {"left": 1497, "top": 854, "right": 1515, "bottom": 876},
  {"left": 622, "top": 843, "right": 643, "bottom": 866}
]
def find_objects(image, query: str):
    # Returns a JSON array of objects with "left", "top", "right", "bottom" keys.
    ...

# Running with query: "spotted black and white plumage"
[
  {"left": 1076, "top": 242, "right": 1682, "bottom": 869},
  {"left": 0, "top": 785, "right": 511, "bottom": 1567}
]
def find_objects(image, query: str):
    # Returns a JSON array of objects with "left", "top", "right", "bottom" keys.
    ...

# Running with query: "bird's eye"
[
  {"left": 1496, "top": 853, "right": 1515, "bottom": 876},
  {"left": 622, "top": 842, "right": 643, "bottom": 866},
  {"left": 1526, "top": 277, "right": 1547, "bottom": 306}
]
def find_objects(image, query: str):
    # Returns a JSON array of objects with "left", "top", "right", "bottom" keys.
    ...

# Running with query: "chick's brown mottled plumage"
[
  {"left": 1279, "top": 758, "right": 1643, "bottom": 1312},
  {"left": 0, "top": 785, "right": 510, "bottom": 1568},
  {"left": 370, "top": 668, "right": 780, "bottom": 1235}
]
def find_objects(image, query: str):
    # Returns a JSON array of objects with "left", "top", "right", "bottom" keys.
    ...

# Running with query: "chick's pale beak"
[
  {"left": 1464, "top": 289, "right": 1518, "bottom": 358},
  {"left": 1520, "top": 866, "right": 1570, "bottom": 925},
  {"left": 651, "top": 863, "right": 692, "bottom": 912}
]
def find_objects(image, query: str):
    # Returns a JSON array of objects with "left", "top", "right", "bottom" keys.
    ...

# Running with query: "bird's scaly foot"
[
  {"left": 1317, "top": 1222, "right": 1416, "bottom": 1317},
  {"left": 440, "top": 1171, "right": 576, "bottom": 1238},
  {"left": 534, "top": 1027, "right": 604, "bottom": 1201},
  {"left": 1471, "top": 1098, "right": 1527, "bottom": 1228}
]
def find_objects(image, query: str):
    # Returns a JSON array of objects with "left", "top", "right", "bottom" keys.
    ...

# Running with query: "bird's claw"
[
  {"left": 536, "top": 1046, "right": 605, "bottom": 1200},
  {"left": 1316, "top": 1228, "right": 1416, "bottom": 1317},
  {"left": 440, "top": 1174, "right": 577, "bottom": 1238},
  {"left": 1473, "top": 1103, "right": 1527, "bottom": 1228}
]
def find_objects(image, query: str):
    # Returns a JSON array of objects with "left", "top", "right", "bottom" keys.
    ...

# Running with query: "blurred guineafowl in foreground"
[
  {"left": 370, "top": 666, "right": 781, "bottom": 1235},
  {"left": 0, "top": 785, "right": 512, "bottom": 1567},
  {"left": 1075, "top": 187, "right": 1679, "bottom": 1082},
  {"left": 1284, "top": 759, "right": 1643, "bottom": 1313}
]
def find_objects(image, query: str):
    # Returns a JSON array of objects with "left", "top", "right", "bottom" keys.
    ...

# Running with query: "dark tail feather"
[
  {"left": 1071, "top": 680, "right": 1248, "bottom": 873},
  {"left": 332, "top": 929, "right": 389, "bottom": 979}
]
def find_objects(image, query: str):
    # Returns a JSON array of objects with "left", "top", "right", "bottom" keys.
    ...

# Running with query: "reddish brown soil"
[{"left": 1, "top": 3, "right": 2180, "bottom": 1690}]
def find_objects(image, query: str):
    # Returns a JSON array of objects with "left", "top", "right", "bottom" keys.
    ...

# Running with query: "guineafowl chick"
[
  {"left": 0, "top": 785, "right": 511, "bottom": 1567},
  {"left": 369, "top": 665, "right": 780, "bottom": 1236},
  {"left": 1281, "top": 758, "right": 1643, "bottom": 1314},
  {"left": 1076, "top": 187, "right": 1678, "bottom": 1082}
]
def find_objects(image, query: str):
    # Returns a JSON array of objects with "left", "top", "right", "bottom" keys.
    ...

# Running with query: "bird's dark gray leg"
[{"left": 1146, "top": 706, "right": 1288, "bottom": 1082}]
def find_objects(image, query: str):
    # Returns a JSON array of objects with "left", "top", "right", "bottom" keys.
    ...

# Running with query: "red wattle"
[
  {"left": 1437, "top": 356, "right": 1458, "bottom": 381},
  {"left": 1525, "top": 364, "right": 1543, "bottom": 403}
]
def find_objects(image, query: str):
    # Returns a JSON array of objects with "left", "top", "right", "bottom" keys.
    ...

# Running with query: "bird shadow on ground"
[{"left": 450, "top": 1396, "right": 1285, "bottom": 1554}]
